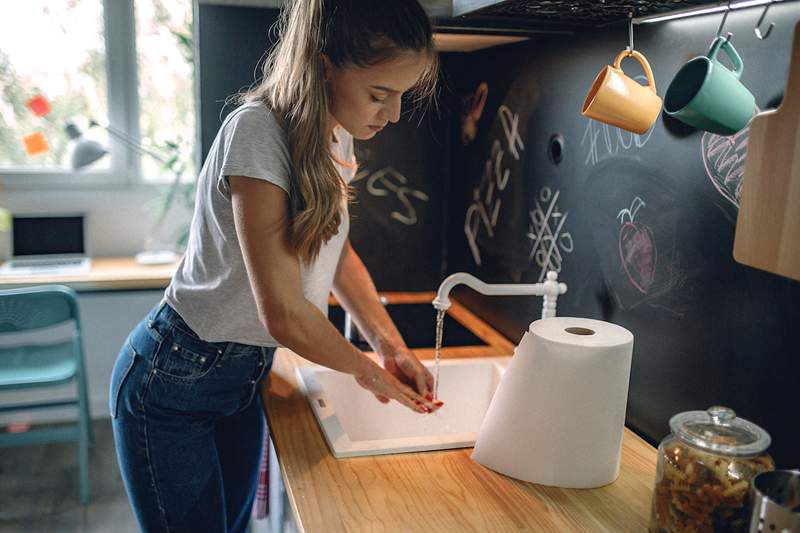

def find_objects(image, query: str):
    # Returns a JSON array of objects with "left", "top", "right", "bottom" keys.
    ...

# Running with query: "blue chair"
[{"left": 0, "top": 285, "right": 93, "bottom": 504}]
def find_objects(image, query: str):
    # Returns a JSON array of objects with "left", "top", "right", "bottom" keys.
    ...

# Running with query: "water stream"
[{"left": 433, "top": 308, "right": 445, "bottom": 401}]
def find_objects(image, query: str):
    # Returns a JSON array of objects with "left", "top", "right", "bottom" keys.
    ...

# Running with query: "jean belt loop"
[{"left": 154, "top": 298, "right": 169, "bottom": 321}]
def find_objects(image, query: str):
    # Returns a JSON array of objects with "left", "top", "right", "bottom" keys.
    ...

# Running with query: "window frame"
[{"left": 2, "top": 0, "right": 149, "bottom": 190}]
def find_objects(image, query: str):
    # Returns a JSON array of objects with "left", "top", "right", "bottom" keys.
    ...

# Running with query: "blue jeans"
[{"left": 110, "top": 300, "right": 275, "bottom": 532}]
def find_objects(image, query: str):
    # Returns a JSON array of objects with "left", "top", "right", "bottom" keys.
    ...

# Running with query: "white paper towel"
[{"left": 471, "top": 317, "right": 633, "bottom": 488}]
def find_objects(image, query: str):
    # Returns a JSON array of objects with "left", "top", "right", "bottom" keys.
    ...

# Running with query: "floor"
[
  {"left": 0, "top": 419, "right": 137, "bottom": 532},
  {"left": 0, "top": 419, "right": 290, "bottom": 533}
]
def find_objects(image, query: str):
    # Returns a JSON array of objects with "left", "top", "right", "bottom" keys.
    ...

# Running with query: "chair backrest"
[{"left": 0, "top": 285, "right": 80, "bottom": 333}]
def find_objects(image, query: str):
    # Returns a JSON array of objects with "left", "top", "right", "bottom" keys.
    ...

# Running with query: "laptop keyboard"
[{"left": 8, "top": 258, "right": 85, "bottom": 268}]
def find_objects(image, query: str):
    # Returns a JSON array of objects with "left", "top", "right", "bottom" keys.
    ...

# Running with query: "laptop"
[{"left": 0, "top": 214, "right": 92, "bottom": 276}]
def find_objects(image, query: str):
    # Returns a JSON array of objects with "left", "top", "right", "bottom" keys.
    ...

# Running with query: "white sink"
[{"left": 296, "top": 356, "right": 511, "bottom": 458}]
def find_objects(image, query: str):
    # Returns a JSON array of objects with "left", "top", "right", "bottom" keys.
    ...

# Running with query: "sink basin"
[
  {"left": 328, "top": 303, "right": 489, "bottom": 349},
  {"left": 296, "top": 356, "right": 511, "bottom": 458}
]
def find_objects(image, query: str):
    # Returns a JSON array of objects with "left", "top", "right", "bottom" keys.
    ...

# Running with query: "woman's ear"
[{"left": 320, "top": 53, "right": 331, "bottom": 82}]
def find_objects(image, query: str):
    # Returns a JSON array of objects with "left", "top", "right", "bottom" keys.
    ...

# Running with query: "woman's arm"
[
  {"left": 229, "top": 175, "right": 436, "bottom": 412},
  {"left": 332, "top": 238, "right": 406, "bottom": 358},
  {"left": 332, "top": 239, "right": 436, "bottom": 400}
]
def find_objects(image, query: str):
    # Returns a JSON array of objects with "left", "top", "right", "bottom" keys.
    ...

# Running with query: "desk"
[{"left": 0, "top": 256, "right": 180, "bottom": 292}]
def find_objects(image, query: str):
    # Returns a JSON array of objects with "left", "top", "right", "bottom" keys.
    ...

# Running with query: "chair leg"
[
  {"left": 77, "top": 370, "right": 92, "bottom": 504},
  {"left": 79, "top": 364, "right": 95, "bottom": 449},
  {"left": 83, "top": 392, "right": 95, "bottom": 449},
  {"left": 79, "top": 423, "right": 90, "bottom": 505}
]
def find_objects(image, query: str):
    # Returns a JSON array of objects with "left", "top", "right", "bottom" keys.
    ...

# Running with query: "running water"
[{"left": 433, "top": 309, "right": 446, "bottom": 401}]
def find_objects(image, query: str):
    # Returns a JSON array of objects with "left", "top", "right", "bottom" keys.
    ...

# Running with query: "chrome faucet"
[{"left": 432, "top": 270, "right": 567, "bottom": 320}]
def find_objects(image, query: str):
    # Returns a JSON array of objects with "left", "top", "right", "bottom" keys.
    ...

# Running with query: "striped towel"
[{"left": 252, "top": 424, "right": 270, "bottom": 520}]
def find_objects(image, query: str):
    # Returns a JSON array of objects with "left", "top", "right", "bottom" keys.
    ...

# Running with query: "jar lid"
[{"left": 669, "top": 406, "right": 771, "bottom": 456}]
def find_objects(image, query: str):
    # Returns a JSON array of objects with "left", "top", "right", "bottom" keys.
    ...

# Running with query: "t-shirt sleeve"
[{"left": 217, "top": 105, "right": 292, "bottom": 200}]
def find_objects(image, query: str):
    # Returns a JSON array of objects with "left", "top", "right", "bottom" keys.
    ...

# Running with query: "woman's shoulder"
[{"left": 222, "top": 101, "right": 287, "bottom": 141}]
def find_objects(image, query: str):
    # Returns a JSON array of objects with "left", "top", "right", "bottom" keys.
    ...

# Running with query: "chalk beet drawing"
[
  {"left": 464, "top": 104, "right": 525, "bottom": 266},
  {"left": 700, "top": 106, "right": 759, "bottom": 209},
  {"left": 617, "top": 197, "right": 656, "bottom": 294},
  {"left": 528, "top": 186, "right": 574, "bottom": 282}
]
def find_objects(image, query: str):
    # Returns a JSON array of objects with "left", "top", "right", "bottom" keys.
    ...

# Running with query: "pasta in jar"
[{"left": 648, "top": 406, "right": 774, "bottom": 533}]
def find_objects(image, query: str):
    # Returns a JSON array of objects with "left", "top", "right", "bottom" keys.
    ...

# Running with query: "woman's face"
[{"left": 324, "top": 51, "right": 431, "bottom": 141}]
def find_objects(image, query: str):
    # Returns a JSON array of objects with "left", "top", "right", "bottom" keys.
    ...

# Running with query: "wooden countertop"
[
  {"left": 0, "top": 256, "right": 180, "bottom": 291},
  {"left": 262, "top": 293, "right": 658, "bottom": 532}
]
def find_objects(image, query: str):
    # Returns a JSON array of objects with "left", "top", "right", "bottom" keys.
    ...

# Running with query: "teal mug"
[{"left": 664, "top": 36, "right": 755, "bottom": 135}]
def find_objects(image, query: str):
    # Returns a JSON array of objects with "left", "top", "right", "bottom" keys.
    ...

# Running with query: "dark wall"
[
  {"left": 197, "top": 5, "right": 451, "bottom": 291},
  {"left": 444, "top": 5, "right": 800, "bottom": 467}
]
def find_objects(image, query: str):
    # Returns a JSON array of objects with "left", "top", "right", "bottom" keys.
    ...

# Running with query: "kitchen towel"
[
  {"left": 471, "top": 317, "right": 634, "bottom": 488},
  {"left": 252, "top": 425, "right": 271, "bottom": 520}
]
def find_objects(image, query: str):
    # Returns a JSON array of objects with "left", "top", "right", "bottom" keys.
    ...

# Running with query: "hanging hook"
[
  {"left": 627, "top": 11, "right": 634, "bottom": 54},
  {"left": 755, "top": 1, "right": 775, "bottom": 40},
  {"left": 716, "top": 0, "right": 733, "bottom": 40}
]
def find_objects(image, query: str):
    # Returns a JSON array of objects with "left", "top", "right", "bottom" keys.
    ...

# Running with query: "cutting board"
[{"left": 733, "top": 22, "right": 800, "bottom": 282}]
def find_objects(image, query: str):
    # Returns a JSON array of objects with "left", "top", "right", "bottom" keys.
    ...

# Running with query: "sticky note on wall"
[
  {"left": 23, "top": 132, "right": 49, "bottom": 155},
  {"left": 26, "top": 95, "right": 51, "bottom": 117},
  {"left": 0, "top": 208, "right": 10, "bottom": 232}
]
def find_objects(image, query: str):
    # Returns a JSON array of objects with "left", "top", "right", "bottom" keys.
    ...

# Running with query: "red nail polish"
[{"left": 435, "top": 401, "right": 444, "bottom": 406}]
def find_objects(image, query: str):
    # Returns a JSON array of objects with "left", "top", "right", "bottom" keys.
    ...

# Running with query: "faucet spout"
[{"left": 432, "top": 271, "right": 567, "bottom": 319}]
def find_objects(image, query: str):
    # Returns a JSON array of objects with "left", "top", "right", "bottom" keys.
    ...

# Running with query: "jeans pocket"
[
  {"left": 153, "top": 331, "right": 223, "bottom": 382},
  {"left": 109, "top": 341, "right": 138, "bottom": 419}
]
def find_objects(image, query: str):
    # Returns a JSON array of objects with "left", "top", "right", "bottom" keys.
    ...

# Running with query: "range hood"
[{"left": 450, "top": 0, "right": 787, "bottom": 28}]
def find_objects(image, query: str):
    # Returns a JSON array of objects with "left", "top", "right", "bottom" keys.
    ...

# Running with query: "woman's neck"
[{"left": 327, "top": 114, "right": 340, "bottom": 144}]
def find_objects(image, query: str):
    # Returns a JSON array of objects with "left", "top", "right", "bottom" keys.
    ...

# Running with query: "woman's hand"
[
  {"left": 385, "top": 348, "right": 437, "bottom": 400},
  {"left": 354, "top": 359, "right": 441, "bottom": 413},
  {"left": 365, "top": 348, "right": 444, "bottom": 411}
]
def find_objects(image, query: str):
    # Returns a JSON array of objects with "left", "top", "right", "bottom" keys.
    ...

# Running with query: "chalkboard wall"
[
  {"left": 444, "top": 4, "right": 800, "bottom": 466},
  {"left": 197, "top": 5, "right": 450, "bottom": 291}
]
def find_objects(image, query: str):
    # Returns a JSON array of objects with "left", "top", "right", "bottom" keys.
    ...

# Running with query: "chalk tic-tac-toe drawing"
[
  {"left": 464, "top": 105, "right": 525, "bottom": 266},
  {"left": 700, "top": 107, "right": 758, "bottom": 209},
  {"left": 617, "top": 196, "right": 656, "bottom": 294},
  {"left": 353, "top": 167, "right": 429, "bottom": 225},
  {"left": 581, "top": 75, "right": 654, "bottom": 167},
  {"left": 528, "top": 186, "right": 573, "bottom": 282}
]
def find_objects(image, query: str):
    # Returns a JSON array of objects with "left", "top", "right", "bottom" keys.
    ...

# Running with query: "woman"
[{"left": 109, "top": 0, "right": 442, "bottom": 531}]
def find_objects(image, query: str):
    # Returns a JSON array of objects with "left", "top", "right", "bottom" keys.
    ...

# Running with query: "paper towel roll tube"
[{"left": 471, "top": 317, "right": 634, "bottom": 489}]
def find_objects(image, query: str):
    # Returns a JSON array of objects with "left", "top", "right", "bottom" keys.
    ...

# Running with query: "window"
[
  {"left": 135, "top": 0, "right": 196, "bottom": 183},
  {"left": 0, "top": 1, "right": 110, "bottom": 173},
  {"left": 0, "top": 0, "right": 196, "bottom": 187}
]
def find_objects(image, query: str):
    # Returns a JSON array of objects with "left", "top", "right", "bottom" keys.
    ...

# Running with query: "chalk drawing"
[
  {"left": 528, "top": 186, "right": 574, "bottom": 282},
  {"left": 461, "top": 82, "right": 488, "bottom": 145},
  {"left": 354, "top": 166, "right": 429, "bottom": 226},
  {"left": 464, "top": 105, "right": 525, "bottom": 266},
  {"left": 617, "top": 196, "right": 656, "bottom": 294},
  {"left": 700, "top": 106, "right": 759, "bottom": 209}
]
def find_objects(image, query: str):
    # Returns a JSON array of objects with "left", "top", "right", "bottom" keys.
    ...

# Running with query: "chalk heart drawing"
[
  {"left": 700, "top": 106, "right": 760, "bottom": 209},
  {"left": 617, "top": 196, "right": 656, "bottom": 294}
]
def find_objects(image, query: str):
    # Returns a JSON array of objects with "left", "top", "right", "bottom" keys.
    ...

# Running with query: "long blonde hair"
[{"left": 237, "top": 0, "right": 439, "bottom": 264}]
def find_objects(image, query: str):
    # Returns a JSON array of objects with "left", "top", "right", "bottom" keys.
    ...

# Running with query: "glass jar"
[{"left": 649, "top": 406, "right": 775, "bottom": 533}]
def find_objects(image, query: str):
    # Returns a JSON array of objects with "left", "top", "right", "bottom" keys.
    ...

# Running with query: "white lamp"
[{"left": 66, "top": 120, "right": 182, "bottom": 265}]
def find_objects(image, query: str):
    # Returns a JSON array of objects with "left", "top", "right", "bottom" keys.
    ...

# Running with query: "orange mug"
[{"left": 582, "top": 50, "right": 662, "bottom": 135}]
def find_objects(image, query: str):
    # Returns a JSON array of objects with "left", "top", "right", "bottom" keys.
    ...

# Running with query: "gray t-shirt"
[{"left": 164, "top": 102, "right": 356, "bottom": 347}]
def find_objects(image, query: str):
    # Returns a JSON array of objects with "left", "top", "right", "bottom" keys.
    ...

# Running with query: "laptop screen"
[{"left": 12, "top": 215, "right": 85, "bottom": 257}]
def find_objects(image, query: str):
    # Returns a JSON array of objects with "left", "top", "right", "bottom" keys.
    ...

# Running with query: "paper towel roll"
[{"left": 471, "top": 317, "right": 633, "bottom": 488}]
